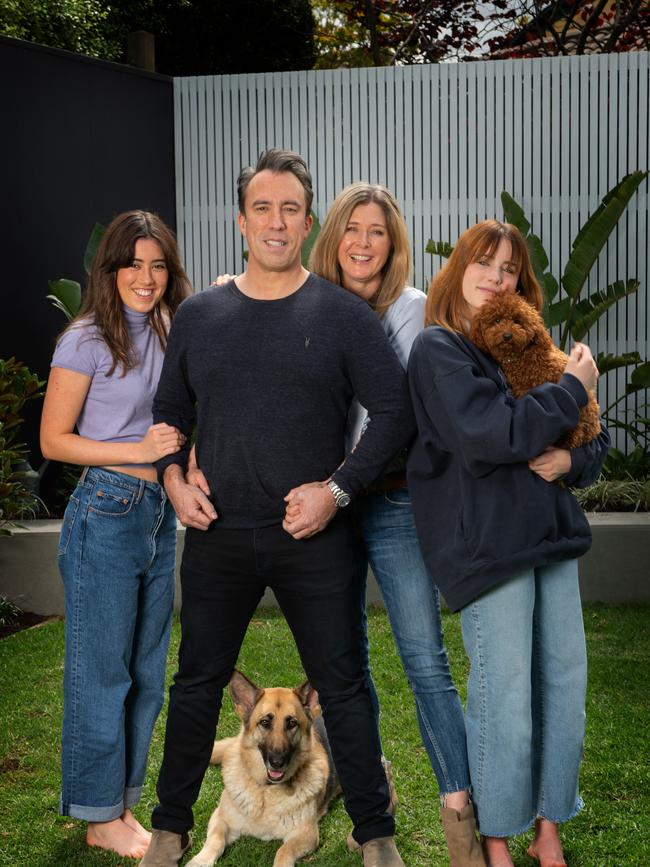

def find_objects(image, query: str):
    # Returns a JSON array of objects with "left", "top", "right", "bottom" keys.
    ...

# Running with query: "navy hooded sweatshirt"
[{"left": 407, "top": 326, "right": 610, "bottom": 612}]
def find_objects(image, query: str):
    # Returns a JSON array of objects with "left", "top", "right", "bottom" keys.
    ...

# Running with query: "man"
[{"left": 141, "top": 149, "right": 412, "bottom": 867}]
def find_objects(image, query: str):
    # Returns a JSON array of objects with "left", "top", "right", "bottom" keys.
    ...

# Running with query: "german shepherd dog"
[{"left": 186, "top": 670, "right": 341, "bottom": 867}]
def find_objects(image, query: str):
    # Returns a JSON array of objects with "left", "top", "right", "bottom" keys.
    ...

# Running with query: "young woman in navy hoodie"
[{"left": 407, "top": 220, "right": 609, "bottom": 867}]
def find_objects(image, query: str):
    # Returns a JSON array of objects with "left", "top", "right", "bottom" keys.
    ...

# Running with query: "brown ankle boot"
[
  {"left": 357, "top": 836, "right": 405, "bottom": 867},
  {"left": 139, "top": 830, "right": 191, "bottom": 867},
  {"left": 441, "top": 803, "right": 486, "bottom": 866}
]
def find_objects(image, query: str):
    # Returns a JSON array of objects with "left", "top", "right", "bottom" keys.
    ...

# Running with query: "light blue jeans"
[
  {"left": 355, "top": 488, "right": 471, "bottom": 795},
  {"left": 460, "top": 559, "right": 587, "bottom": 837},
  {"left": 58, "top": 467, "right": 176, "bottom": 821}
]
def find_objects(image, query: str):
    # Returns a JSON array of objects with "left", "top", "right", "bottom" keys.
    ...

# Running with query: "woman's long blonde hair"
[
  {"left": 309, "top": 183, "right": 412, "bottom": 317},
  {"left": 425, "top": 220, "right": 543, "bottom": 334}
]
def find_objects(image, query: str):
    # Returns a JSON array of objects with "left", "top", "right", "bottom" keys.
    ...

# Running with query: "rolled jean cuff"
[
  {"left": 539, "top": 796, "right": 584, "bottom": 826},
  {"left": 60, "top": 795, "right": 125, "bottom": 823},
  {"left": 124, "top": 785, "right": 143, "bottom": 809}
]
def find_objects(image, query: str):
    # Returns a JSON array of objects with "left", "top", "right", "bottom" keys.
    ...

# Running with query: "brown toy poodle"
[{"left": 470, "top": 291, "right": 601, "bottom": 449}]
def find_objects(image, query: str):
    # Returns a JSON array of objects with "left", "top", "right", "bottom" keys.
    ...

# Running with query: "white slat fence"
[{"left": 174, "top": 53, "right": 649, "bottom": 450}]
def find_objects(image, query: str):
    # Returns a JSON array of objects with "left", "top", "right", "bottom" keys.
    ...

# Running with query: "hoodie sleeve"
[{"left": 409, "top": 327, "right": 588, "bottom": 475}]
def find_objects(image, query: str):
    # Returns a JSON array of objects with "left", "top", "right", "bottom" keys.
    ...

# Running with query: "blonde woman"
[{"left": 308, "top": 184, "right": 483, "bottom": 865}]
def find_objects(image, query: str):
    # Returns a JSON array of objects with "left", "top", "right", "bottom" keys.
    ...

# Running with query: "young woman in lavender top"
[
  {"left": 307, "top": 184, "right": 485, "bottom": 866},
  {"left": 40, "top": 211, "right": 191, "bottom": 858}
]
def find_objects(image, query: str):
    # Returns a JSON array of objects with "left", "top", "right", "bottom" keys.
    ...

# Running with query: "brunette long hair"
[
  {"left": 69, "top": 211, "right": 192, "bottom": 375},
  {"left": 425, "top": 220, "right": 543, "bottom": 334},
  {"left": 309, "top": 183, "right": 412, "bottom": 318}
]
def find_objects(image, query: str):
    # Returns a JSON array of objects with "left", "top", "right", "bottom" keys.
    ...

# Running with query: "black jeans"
[{"left": 152, "top": 515, "right": 394, "bottom": 845}]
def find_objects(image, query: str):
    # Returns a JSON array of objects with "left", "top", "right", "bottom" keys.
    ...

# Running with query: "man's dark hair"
[{"left": 237, "top": 148, "right": 313, "bottom": 216}]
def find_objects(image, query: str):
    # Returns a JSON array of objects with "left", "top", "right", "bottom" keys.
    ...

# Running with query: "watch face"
[{"left": 338, "top": 492, "right": 351, "bottom": 507}]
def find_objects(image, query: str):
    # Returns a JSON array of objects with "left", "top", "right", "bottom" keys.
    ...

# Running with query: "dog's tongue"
[{"left": 268, "top": 769, "right": 284, "bottom": 781}]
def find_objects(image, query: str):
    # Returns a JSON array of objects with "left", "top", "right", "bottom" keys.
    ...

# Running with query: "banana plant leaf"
[
  {"left": 301, "top": 211, "right": 321, "bottom": 269},
  {"left": 626, "top": 361, "right": 650, "bottom": 394},
  {"left": 46, "top": 279, "right": 81, "bottom": 321},
  {"left": 83, "top": 222, "right": 106, "bottom": 274},
  {"left": 561, "top": 170, "right": 648, "bottom": 299},
  {"left": 546, "top": 297, "right": 571, "bottom": 328},
  {"left": 596, "top": 351, "right": 642, "bottom": 375},
  {"left": 500, "top": 191, "right": 531, "bottom": 235},
  {"left": 425, "top": 240, "right": 454, "bottom": 258},
  {"left": 569, "top": 279, "right": 640, "bottom": 341}
]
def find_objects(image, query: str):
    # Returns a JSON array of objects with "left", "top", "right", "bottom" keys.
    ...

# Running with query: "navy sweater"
[
  {"left": 407, "top": 327, "right": 610, "bottom": 612},
  {"left": 153, "top": 274, "right": 414, "bottom": 528}
]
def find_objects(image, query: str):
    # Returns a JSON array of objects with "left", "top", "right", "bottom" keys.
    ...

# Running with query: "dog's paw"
[{"left": 186, "top": 855, "right": 216, "bottom": 867}]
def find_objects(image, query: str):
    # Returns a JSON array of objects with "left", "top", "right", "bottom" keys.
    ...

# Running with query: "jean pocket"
[
  {"left": 88, "top": 483, "right": 136, "bottom": 517},
  {"left": 58, "top": 495, "right": 80, "bottom": 555},
  {"left": 384, "top": 487, "right": 411, "bottom": 507}
]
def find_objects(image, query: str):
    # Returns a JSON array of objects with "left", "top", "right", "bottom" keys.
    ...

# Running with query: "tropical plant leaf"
[
  {"left": 628, "top": 361, "right": 650, "bottom": 389},
  {"left": 425, "top": 240, "right": 454, "bottom": 258},
  {"left": 524, "top": 232, "right": 549, "bottom": 279},
  {"left": 542, "top": 272, "right": 559, "bottom": 303},
  {"left": 301, "top": 211, "right": 322, "bottom": 269},
  {"left": 501, "top": 191, "right": 530, "bottom": 235},
  {"left": 83, "top": 222, "right": 105, "bottom": 274},
  {"left": 570, "top": 279, "right": 640, "bottom": 341},
  {"left": 561, "top": 170, "right": 648, "bottom": 299},
  {"left": 46, "top": 279, "right": 81, "bottom": 321},
  {"left": 595, "top": 351, "right": 642, "bottom": 375},
  {"left": 546, "top": 297, "right": 571, "bottom": 327}
]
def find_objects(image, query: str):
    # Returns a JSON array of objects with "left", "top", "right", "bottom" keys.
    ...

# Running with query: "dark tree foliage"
[
  {"left": 111, "top": 0, "right": 314, "bottom": 75},
  {"left": 483, "top": 0, "right": 650, "bottom": 58},
  {"left": 312, "top": 0, "right": 649, "bottom": 65},
  {"left": 0, "top": 0, "right": 314, "bottom": 74},
  {"left": 313, "top": 0, "right": 484, "bottom": 67},
  {"left": 0, "top": 0, "right": 118, "bottom": 58}
]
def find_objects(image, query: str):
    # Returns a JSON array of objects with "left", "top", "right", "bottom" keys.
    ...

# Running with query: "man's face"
[{"left": 238, "top": 170, "right": 312, "bottom": 273}]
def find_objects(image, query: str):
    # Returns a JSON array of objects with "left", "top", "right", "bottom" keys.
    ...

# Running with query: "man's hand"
[
  {"left": 528, "top": 448, "right": 571, "bottom": 482},
  {"left": 164, "top": 464, "right": 217, "bottom": 530},
  {"left": 186, "top": 444, "right": 211, "bottom": 496},
  {"left": 283, "top": 481, "right": 337, "bottom": 540}
]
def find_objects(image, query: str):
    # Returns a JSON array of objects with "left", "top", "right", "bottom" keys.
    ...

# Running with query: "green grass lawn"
[{"left": 0, "top": 605, "right": 648, "bottom": 866}]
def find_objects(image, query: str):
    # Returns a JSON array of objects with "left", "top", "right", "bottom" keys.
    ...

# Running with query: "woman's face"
[
  {"left": 116, "top": 238, "right": 168, "bottom": 314},
  {"left": 461, "top": 238, "right": 520, "bottom": 321},
  {"left": 337, "top": 202, "right": 393, "bottom": 301}
]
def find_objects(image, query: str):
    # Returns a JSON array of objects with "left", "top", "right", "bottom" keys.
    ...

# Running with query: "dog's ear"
[
  {"left": 229, "top": 670, "right": 264, "bottom": 721},
  {"left": 294, "top": 681, "right": 321, "bottom": 718},
  {"left": 469, "top": 317, "right": 489, "bottom": 352}
]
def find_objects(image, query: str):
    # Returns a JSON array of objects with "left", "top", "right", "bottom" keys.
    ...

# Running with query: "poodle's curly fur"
[{"left": 470, "top": 292, "right": 601, "bottom": 450}]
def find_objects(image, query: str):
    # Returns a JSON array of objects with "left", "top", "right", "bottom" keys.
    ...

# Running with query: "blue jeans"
[
  {"left": 58, "top": 467, "right": 176, "bottom": 822},
  {"left": 355, "top": 488, "right": 470, "bottom": 795},
  {"left": 460, "top": 559, "right": 587, "bottom": 837}
]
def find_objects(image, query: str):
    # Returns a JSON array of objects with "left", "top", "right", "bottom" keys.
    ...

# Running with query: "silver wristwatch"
[{"left": 327, "top": 479, "right": 351, "bottom": 508}]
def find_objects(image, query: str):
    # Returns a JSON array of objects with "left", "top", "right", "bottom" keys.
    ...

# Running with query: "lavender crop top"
[{"left": 50, "top": 306, "right": 165, "bottom": 446}]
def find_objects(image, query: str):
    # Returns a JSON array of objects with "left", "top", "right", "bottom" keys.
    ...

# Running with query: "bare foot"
[
  {"left": 481, "top": 835, "right": 515, "bottom": 867},
  {"left": 86, "top": 818, "right": 148, "bottom": 858},
  {"left": 122, "top": 808, "right": 152, "bottom": 845},
  {"left": 527, "top": 818, "right": 567, "bottom": 866}
]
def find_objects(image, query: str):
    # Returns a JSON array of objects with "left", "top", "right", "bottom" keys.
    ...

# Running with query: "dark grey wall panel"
[{"left": 0, "top": 36, "right": 175, "bottom": 461}]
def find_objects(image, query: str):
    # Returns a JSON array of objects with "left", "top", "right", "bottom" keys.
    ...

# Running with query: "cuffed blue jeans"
[
  {"left": 354, "top": 489, "right": 471, "bottom": 796},
  {"left": 58, "top": 467, "right": 176, "bottom": 821},
  {"left": 460, "top": 559, "right": 587, "bottom": 837}
]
